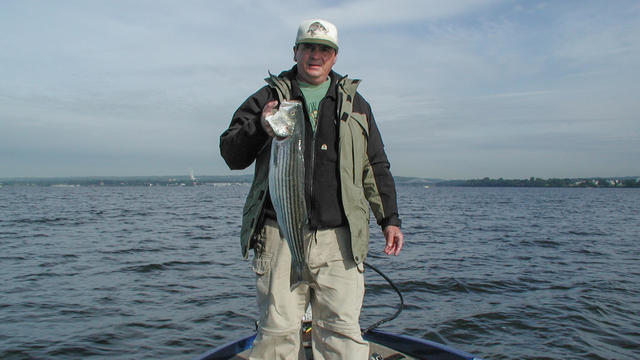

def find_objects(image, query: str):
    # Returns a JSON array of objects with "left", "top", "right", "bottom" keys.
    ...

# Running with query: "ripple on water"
[{"left": 1, "top": 185, "right": 639, "bottom": 359}]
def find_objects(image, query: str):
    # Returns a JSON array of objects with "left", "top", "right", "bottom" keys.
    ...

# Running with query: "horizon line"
[{"left": 2, "top": 174, "right": 639, "bottom": 181}]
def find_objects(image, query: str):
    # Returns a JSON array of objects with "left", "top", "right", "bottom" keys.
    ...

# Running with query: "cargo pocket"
[
  {"left": 251, "top": 219, "right": 279, "bottom": 276},
  {"left": 308, "top": 227, "right": 344, "bottom": 268},
  {"left": 252, "top": 254, "right": 271, "bottom": 276}
]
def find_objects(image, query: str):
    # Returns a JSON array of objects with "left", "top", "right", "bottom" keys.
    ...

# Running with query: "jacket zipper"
[{"left": 307, "top": 97, "right": 319, "bottom": 225}]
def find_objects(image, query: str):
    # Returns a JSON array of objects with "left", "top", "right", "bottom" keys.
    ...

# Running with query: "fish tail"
[{"left": 289, "top": 262, "right": 305, "bottom": 290}]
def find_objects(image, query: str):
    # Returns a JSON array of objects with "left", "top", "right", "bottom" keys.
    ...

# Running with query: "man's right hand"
[{"left": 261, "top": 100, "right": 279, "bottom": 138}]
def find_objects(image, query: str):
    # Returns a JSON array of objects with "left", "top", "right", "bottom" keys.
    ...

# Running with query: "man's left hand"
[{"left": 383, "top": 225, "right": 404, "bottom": 256}]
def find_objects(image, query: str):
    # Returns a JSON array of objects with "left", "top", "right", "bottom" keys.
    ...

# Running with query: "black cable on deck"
[{"left": 362, "top": 261, "right": 404, "bottom": 335}]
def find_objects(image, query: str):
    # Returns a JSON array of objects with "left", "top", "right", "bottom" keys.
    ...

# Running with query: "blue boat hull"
[{"left": 194, "top": 329, "right": 480, "bottom": 360}]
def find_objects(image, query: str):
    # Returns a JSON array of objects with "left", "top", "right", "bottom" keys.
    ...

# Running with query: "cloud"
[
  {"left": 1, "top": 0, "right": 639, "bottom": 178},
  {"left": 310, "top": 0, "right": 503, "bottom": 27}
]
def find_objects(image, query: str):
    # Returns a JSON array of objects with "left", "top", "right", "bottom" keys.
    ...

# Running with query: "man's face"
[{"left": 294, "top": 43, "right": 337, "bottom": 85}]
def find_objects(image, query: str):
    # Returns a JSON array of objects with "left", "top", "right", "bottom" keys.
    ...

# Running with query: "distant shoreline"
[
  {"left": 434, "top": 176, "right": 640, "bottom": 188},
  {"left": 1, "top": 175, "right": 639, "bottom": 188}
]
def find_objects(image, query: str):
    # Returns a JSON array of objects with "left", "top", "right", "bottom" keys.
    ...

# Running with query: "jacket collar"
[{"left": 278, "top": 66, "right": 341, "bottom": 101}]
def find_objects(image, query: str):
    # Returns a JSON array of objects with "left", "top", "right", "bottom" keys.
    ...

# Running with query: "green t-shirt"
[{"left": 298, "top": 78, "right": 331, "bottom": 133}]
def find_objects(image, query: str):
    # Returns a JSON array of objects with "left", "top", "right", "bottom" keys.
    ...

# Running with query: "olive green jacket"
[{"left": 220, "top": 69, "right": 400, "bottom": 264}]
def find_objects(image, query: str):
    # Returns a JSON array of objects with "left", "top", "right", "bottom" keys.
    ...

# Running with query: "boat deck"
[
  {"left": 228, "top": 341, "right": 416, "bottom": 359},
  {"left": 226, "top": 323, "right": 416, "bottom": 359}
]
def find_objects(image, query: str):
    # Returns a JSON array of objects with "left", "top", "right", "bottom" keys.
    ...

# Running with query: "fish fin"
[{"left": 289, "top": 263, "right": 305, "bottom": 290}]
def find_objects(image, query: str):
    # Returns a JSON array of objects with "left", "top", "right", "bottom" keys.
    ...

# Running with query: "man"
[{"left": 220, "top": 19, "right": 403, "bottom": 360}]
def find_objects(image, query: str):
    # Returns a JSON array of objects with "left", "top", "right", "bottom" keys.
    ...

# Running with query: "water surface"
[{"left": 1, "top": 185, "right": 638, "bottom": 359}]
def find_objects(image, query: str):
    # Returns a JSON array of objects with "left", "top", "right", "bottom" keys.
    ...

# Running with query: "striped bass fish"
[{"left": 266, "top": 100, "right": 308, "bottom": 289}]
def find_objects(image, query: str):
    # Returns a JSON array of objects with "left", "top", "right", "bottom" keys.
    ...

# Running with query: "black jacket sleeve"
[
  {"left": 220, "top": 86, "right": 276, "bottom": 169},
  {"left": 355, "top": 94, "right": 402, "bottom": 229}
]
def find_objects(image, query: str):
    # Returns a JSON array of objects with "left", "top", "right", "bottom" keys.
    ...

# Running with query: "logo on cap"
[{"left": 307, "top": 22, "right": 328, "bottom": 37}]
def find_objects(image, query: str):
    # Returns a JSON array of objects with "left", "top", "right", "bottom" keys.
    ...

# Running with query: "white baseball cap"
[{"left": 295, "top": 19, "right": 339, "bottom": 50}]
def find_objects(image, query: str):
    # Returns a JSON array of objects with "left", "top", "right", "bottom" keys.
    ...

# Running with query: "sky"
[{"left": 1, "top": 0, "right": 639, "bottom": 179}]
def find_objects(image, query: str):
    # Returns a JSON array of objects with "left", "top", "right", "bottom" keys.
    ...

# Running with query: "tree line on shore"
[
  {"left": 435, "top": 177, "right": 640, "bottom": 188},
  {"left": 1, "top": 175, "right": 639, "bottom": 188}
]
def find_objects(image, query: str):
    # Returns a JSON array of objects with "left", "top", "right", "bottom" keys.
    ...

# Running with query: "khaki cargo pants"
[{"left": 249, "top": 218, "right": 369, "bottom": 360}]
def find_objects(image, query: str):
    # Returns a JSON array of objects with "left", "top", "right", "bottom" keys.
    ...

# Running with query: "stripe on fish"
[{"left": 267, "top": 100, "right": 308, "bottom": 289}]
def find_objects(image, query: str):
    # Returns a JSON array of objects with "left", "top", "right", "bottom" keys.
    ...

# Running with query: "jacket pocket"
[
  {"left": 358, "top": 198, "right": 370, "bottom": 224},
  {"left": 349, "top": 113, "right": 368, "bottom": 185}
]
